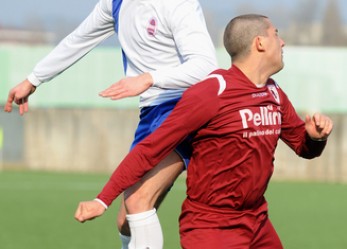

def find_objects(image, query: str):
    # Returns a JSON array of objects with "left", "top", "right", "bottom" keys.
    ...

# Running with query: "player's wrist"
[
  {"left": 94, "top": 198, "right": 108, "bottom": 210},
  {"left": 27, "top": 73, "right": 41, "bottom": 87},
  {"left": 142, "top": 72, "right": 154, "bottom": 87},
  {"left": 310, "top": 137, "right": 327, "bottom": 142}
]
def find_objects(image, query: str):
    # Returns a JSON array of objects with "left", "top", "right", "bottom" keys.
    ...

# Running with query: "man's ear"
[{"left": 255, "top": 36, "right": 265, "bottom": 52}]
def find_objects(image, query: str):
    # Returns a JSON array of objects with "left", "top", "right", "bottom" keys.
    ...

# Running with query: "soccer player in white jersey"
[{"left": 4, "top": 0, "right": 218, "bottom": 248}]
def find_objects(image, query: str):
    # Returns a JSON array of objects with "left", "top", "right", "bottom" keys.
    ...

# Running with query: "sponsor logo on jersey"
[
  {"left": 147, "top": 17, "right": 157, "bottom": 36},
  {"left": 252, "top": 92, "right": 268, "bottom": 98},
  {"left": 239, "top": 106, "right": 281, "bottom": 129}
]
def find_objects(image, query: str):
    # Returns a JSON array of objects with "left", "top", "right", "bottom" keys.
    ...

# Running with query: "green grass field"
[{"left": 0, "top": 170, "right": 346, "bottom": 249}]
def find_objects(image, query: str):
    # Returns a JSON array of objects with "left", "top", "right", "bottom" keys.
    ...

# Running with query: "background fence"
[{"left": 0, "top": 45, "right": 346, "bottom": 182}]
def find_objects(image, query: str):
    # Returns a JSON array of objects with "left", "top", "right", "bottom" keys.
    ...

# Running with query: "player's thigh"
[
  {"left": 124, "top": 151, "right": 184, "bottom": 212},
  {"left": 181, "top": 228, "right": 252, "bottom": 249}
]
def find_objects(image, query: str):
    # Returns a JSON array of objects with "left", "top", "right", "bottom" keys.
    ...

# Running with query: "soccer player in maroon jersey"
[{"left": 75, "top": 14, "right": 333, "bottom": 248}]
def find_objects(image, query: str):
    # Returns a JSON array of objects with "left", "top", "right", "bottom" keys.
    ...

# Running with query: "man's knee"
[
  {"left": 124, "top": 151, "right": 184, "bottom": 213},
  {"left": 124, "top": 181, "right": 160, "bottom": 213}
]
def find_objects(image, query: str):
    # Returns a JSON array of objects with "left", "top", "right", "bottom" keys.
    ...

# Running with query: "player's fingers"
[
  {"left": 23, "top": 99, "right": 29, "bottom": 113},
  {"left": 74, "top": 205, "right": 86, "bottom": 223},
  {"left": 4, "top": 101, "right": 13, "bottom": 113},
  {"left": 19, "top": 98, "right": 29, "bottom": 116},
  {"left": 313, "top": 113, "right": 328, "bottom": 128},
  {"left": 305, "top": 114, "right": 311, "bottom": 124},
  {"left": 99, "top": 82, "right": 123, "bottom": 95},
  {"left": 4, "top": 93, "right": 15, "bottom": 112},
  {"left": 19, "top": 100, "right": 24, "bottom": 116},
  {"left": 19, "top": 105, "right": 24, "bottom": 116},
  {"left": 99, "top": 88, "right": 118, "bottom": 97},
  {"left": 312, "top": 114, "right": 332, "bottom": 133},
  {"left": 100, "top": 89, "right": 128, "bottom": 99},
  {"left": 311, "top": 113, "right": 318, "bottom": 126},
  {"left": 110, "top": 91, "right": 132, "bottom": 100},
  {"left": 318, "top": 116, "right": 332, "bottom": 132},
  {"left": 321, "top": 118, "right": 333, "bottom": 136},
  {"left": 305, "top": 115, "right": 316, "bottom": 130},
  {"left": 317, "top": 117, "right": 327, "bottom": 130},
  {"left": 99, "top": 91, "right": 117, "bottom": 97}
]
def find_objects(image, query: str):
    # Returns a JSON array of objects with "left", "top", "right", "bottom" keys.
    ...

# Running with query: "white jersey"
[{"left": 28, "top": 0, "right": 218, "bottom": 107}]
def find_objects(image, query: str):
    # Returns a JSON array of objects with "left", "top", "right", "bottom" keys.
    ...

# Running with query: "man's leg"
[
  {"left": 116, "top": 192, "right": 168, "bottom": 248},
  {"left": 117, "top": 151, "right": 184, "bottom": 249},
  {"left": 117, "top": 199, "right": 131, "bottom": 248}
]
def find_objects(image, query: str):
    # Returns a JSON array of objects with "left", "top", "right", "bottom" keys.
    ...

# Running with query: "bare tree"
[
  {"left": 288, "top": 0, "right": 321, "bottom": 45},
  {"left": 321, "top": 0, "right": 346, "bottom": 46}
]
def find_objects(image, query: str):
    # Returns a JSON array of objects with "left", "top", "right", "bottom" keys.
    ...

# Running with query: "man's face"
[{"left": 263, "top": 20, "right": 285, "bottom": 74}]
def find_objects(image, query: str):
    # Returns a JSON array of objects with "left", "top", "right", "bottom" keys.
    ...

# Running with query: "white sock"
[
  {"left": 119, "top": 233, "right": 131, "bottom": 249},
  {"left": 126, "top": 208, "right": 163, "bottom": 249}
]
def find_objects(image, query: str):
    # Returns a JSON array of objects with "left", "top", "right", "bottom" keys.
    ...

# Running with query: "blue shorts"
[{"left": 130, "top": 97, "right": 191, "bottom": 168}]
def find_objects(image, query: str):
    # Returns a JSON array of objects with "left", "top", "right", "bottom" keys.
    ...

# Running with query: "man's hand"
[
  {"left": 305, "top": 113, "right": 333, "bottom": 141},
  {"left": 99, "top": 73, "right": 153, "bottom": 100},
  {"left": 74, "top": 199, "right": 107, "bottom": 223},
  {"left": 4, "top": 79, "right": 36, "bottom": 115}
]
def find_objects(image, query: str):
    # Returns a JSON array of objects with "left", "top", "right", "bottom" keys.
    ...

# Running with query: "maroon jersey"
[{"left": 97, "top": 66, "right": 326, "bottom": 230}]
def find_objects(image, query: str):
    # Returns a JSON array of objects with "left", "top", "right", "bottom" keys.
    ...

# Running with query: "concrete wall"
[
  {"left": 273, "top": 113, "right": 347, "bottom": 183},
  {"left": 1, "top": 45, "right": 346, "bottom": 182},
  {"left": 2, "top": 108, "right": 345, "bottom": 183},
  {"left": 22, "top": 108, "right": 139, "bottom": 173},
  {"left": 0, "top": 111, "right": 24, "bottom": 163}
]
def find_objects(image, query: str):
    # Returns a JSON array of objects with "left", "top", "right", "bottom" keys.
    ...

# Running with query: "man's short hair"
[{"left": 223, "top": 14, "right": 269, "bottom": 61}]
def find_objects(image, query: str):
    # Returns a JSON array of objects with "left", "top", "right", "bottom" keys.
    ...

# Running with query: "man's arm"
[
  {"left": 280, "top": 92, "right": 333, "bottom": 158},
  {"left": 74, "top": 78, "right": 222, "bottom": 222},
  {"left": 99, "top": 80, "right": 221, "bottom": 205},
  {"left": 149, "top": 0, "right": 218, "bottom": 89},
  {"left": 98, "top": 0, "right": 218, "bottom": 100},
  {"left": 4, "top": 0, "right": 114, "bottom": 115},
  {"left": 28, "top": 0, "right": 115, "bottom": 86}
]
